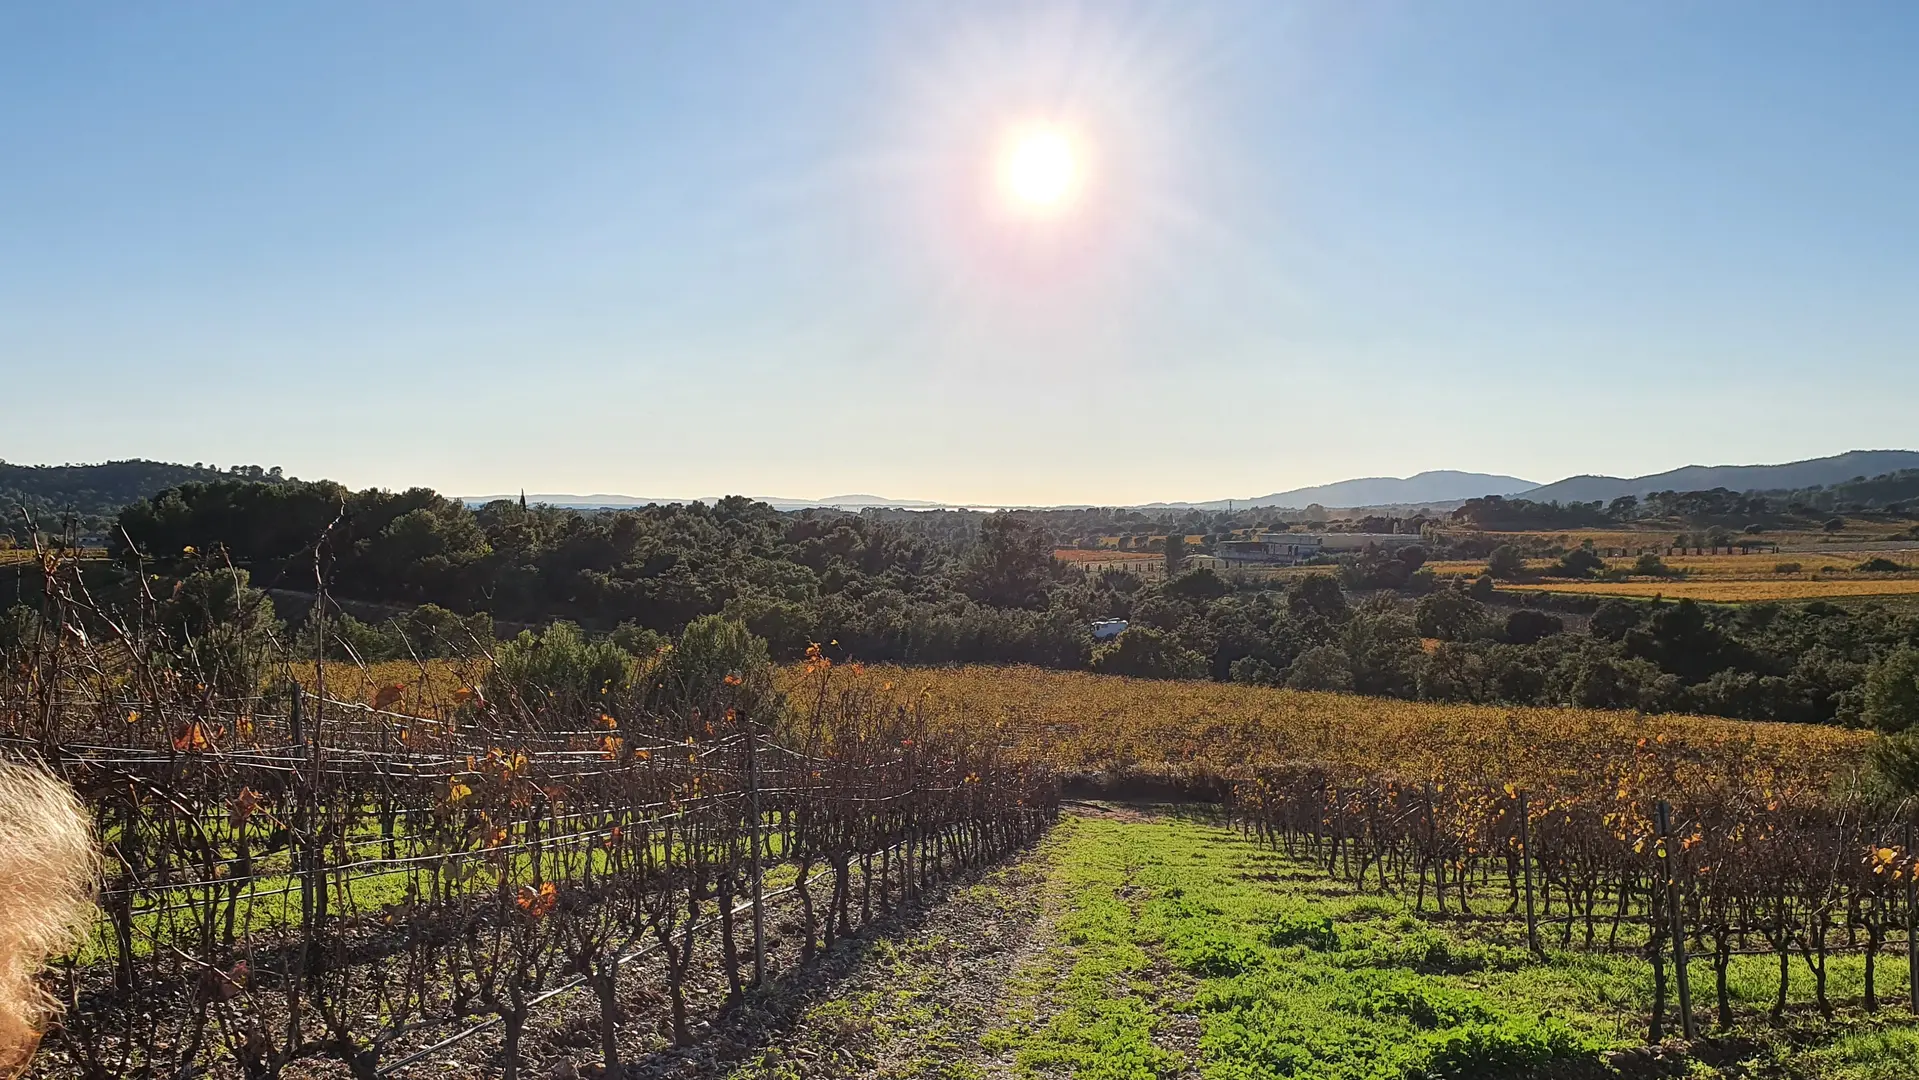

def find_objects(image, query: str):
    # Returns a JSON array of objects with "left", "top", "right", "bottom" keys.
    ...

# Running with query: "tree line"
[{"left": 6, "top": 477, "right": 1915, "bottom": 738}]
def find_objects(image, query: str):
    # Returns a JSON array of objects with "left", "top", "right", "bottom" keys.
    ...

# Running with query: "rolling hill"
[
  {"left": 1193, "top": 470, "right": 1538, "bottom": 510},
  {"left": 1, "top": 459, "right": 287, "bottom": 527},
  {"left": 1519, "top": 450, "right": 1919, "bottom": 504}
]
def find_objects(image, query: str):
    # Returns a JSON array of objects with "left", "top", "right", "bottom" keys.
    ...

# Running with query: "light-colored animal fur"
[{"left": 0, "top": 760, "right": 100, "bottom": 1075}]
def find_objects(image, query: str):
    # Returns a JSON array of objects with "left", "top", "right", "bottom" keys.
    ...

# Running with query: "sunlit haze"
[
  {"left": 999, "top": 127, "right": 1082, "bottom": 211},
  {"left": 4, "top": 3, "right": 1918, "bottom": 505}
]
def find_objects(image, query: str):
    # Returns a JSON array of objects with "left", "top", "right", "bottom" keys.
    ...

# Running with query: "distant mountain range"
[
  {"left": 1166, "top": 471, "right": 1539, "bottom": 511},
  {"left": 445, "top": 453, "right": 1919, "bottom": 512},
  {"left": 1518, "top": 450, "right": 1919, "bottom": 505},
  {"left": 10, "top": 450, "right": 1919, "bottom": 521},
  {"left": 466, "top": 493, "right": 952, "bottom": 512}
]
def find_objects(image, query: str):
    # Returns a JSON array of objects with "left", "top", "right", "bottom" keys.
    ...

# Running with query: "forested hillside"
[
  {"left": 0, "top": 459, "right": 286, "bottom": 533},
  {"left": 67, "top": 477, "right": 1919, "bottom": 730}
]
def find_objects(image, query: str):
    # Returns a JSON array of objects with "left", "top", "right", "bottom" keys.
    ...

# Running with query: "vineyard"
[
  {"left": 1500, "top": 579, "right": 1919, "bottom": 602},
  {"left": 814, "top": 665, "right": 1872, "bottom": 792},
  {"left": 1, "top": 571, "right": 1056, "bottom": 1078},
  {"left": 798, "top": 666, "right": 1919, "bottom": 1047},
  {"left": 1235, "top": 769, "right": 1919, "bottom": 1036},
  {"left": 7, "top": 551, "right": 1919, "bottom": 1074}
]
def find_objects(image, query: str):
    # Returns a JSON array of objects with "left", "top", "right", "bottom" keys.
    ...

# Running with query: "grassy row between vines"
[{"left": 978, "top": 812, "right": 1917, "bottom": 1080}]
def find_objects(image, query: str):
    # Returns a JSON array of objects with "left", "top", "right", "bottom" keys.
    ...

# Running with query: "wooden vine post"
[
  {"left": 1655, "top": 800, "right": 1697, "bottom": 1040},
  {"left": 1519, "top": 790, "right": 1540, "bottom": 958},
  {"left": 746, "top": 726, "right": 765, "bottom": 986},
  {"left": 1908, "top": 821, "right": 1918, "bottom": 1016}
]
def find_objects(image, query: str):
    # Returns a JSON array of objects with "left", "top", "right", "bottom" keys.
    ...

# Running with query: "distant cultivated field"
[
  {"left": 1053, "top": 548, "right": 1158, "bottom": 563},
  {"left": 0, "top": 547, "right": 108, "bottom": 564},
  {"left": 1498, "top": 578, "right": 1919, "bottom": 601},
  {"left": 1435, "top": 549, "right": 1916, "bottom": 581},
  {"left": 794, "top": 663, "right": 1867, "bottom": 792}
]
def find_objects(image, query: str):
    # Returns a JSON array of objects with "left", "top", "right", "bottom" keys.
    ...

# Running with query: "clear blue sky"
[{"left": 4, "top": 2, "right": 1916, "bottom": 505}]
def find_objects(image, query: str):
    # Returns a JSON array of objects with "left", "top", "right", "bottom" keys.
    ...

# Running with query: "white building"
[{"left": 1214, "top": 534, "right": 1324, "bottom": 565}]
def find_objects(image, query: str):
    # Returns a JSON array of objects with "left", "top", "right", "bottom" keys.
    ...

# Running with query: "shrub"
[
  {"left": 1631, "top": 553, "right": 1671, "bottom": 578},
  {"left": 1502, "top": 609, "right": 1563, "bottom": 646},
  {"left": 486, "top": 622, "right": 635, "bottom": 713},
  {"left": 1486, "top": 545, "right": 1524, "bottom": 580},
  {"left": 1858, "top": 557, "right": 1908, "bottom": 573},
  {"left": 1285, "top": 645, "right": 1353, "bottom": 692},
  {"left": 398, "top": 604, "right": 494, "bottom": 656},
  {"left": 0, "top": 606, "right": 43, "bottom": 657},
  {"left": 1863, "top": 648, "right": 1919, "bottom": 734},
  {"left": 1553, "top": 547, "right": 1604, "bottom": 579},
  {"left": 610, "top": 621, "right": 669, "bottom": 656},
  {"left": 1774, "top": 562, "right": 1803, "bottom": 574},
  {"left": 1868, "top": 733, "right": 1919, "bottom": 797},
  {"left": 1165, "top": 567, "right": 1230, "bottom": 602},
  {"left": 163, "top": 569, "right": 280, "bottom": 699},
  {"left": 1229, "top": 656, "right": 1281, "bottom": 687},
  {"left": 645, "top": 615, "right": 775, "bottom": 722}
]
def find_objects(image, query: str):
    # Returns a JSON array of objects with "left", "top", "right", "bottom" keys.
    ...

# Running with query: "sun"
[{"left": 998, "top": 127, "right": 1081, "bottom": 211}]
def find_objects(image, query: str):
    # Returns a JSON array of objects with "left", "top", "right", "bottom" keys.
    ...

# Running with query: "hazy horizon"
[{"left": 6, "top": 3, "right": 1918, "bottom": 505}]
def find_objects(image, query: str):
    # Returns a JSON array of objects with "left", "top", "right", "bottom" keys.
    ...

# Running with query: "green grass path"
[{"left": 981, "top": 810, "right": 1919, "bottom": 1080}]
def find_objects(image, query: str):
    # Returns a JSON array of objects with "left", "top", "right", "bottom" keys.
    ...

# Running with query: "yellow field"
[
  {"left": 1053, "top": 548, "right": 1158, "bottom": 563},
  {"left": 780, "top": 664, "right": 1868, "bottom": 794},
  {"left": 0, "top": 547, "right": 110, "bottom": 564},
  {"left": 1433, "top": 548, "right": 1917, "bottom": 581},
  {"left": 293, "top": 659, "right": 483, "bottom": 708},
  {"left": 1473, "top": 529, "right": 1671, "bottom": 548},
  {"left": 1498, "top": 579, "right": 1919, "bottom": 601}
]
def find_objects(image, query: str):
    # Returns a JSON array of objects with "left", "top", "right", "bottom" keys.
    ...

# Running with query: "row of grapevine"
[
  {"left": 1, "top": 557, "right": 1057, "bottom": 1079},
  {"left": 1233, "top": 764, "right": 1918, "bottom": 1040}
]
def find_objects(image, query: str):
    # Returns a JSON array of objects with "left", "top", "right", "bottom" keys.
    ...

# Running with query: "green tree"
[
  {"left": 1862, "top": 648, "right": 1919, "bottom": 733},
  {"left": 1285, "top": 645, "right": 1353, "bottom": 692},
  {"left": 1287, "top": 575, "right": 1348, "bottom": 622},
  {"left": 1163, "top": 532, "right": 1186, "bottom": 578},
  {"left": 162, "top": 569, "right": 281, "bottom": 698},
  {"left": 959, "top": 514, "right": 1054, "bottom": 610},
  {"left": 1487, "top": 545, "right": 1525, "bottom": 580},
  {"left": 1588, "top": 599, "right": 1642, "bottom": 642},
  {"left": 1868, "top": 733, "right": 1919, "bottom": 796},
  {"left": 1091, "top": 627, "right": 1207, "bottom": 680},
  {"left": 1503, "top": 609, "right": 1564, "bottom": 645},
  {"left": 1165, "top": 567, "right": 1229, "bottom": 602},
  {"left": 1228, "top": 656, "right": 1281, "bottom": 686},
  {"left": 1414, "top": 589, "right": 1488, "bottom": 641}
]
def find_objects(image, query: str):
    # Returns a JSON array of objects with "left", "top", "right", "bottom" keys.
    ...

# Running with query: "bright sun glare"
[{"left": 999, "top": 128, "right": 1080, "bottom": 212}]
